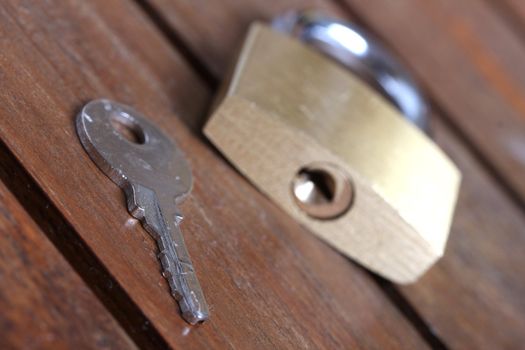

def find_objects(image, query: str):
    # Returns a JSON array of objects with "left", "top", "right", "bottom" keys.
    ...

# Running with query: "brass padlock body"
[{"left": 205, "top": 23, "right": 461, "bottom": 283}]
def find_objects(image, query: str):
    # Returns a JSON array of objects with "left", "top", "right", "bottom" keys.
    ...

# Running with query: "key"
[{"left": 76, "top": 99, "right": 209, "bottom": 324}]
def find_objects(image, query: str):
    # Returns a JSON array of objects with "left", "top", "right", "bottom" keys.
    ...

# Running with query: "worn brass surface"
[{"left": 205, "top": 23, "right": 461, "bottom": 283}]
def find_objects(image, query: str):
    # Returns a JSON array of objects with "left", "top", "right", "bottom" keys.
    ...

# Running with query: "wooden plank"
[
  {"left": 0, "top": 181, "right": 136, "bottom": 349},
  {"left": 401, "top": 116, "right": 525, "bottom": 349},
  {"left": 139, "top": 0, "right": 341, "bottom": 78},
  {"left": 0, "top": 0, "right": 428, "bottom": 348},
  {"left": 141, "top": 0, "right": 525, "bottom": 348},
  {"left": 338, "top": 0, "right": 525, "bottom": 202}
]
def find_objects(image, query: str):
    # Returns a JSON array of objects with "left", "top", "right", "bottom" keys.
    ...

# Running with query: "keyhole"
[
  {"left": 294, "top": 169, "right": 335, "bottom": 204},
  {"left": 110, "top": 112, "right": 146, "bottom": 144},
  {"left": 291, "top": 163, "right": 353, "bottom": 219}
]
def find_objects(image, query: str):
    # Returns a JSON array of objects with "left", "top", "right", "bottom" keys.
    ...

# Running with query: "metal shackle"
[{"left": 272, "top": 11, "right": 429, "bottom": 132}]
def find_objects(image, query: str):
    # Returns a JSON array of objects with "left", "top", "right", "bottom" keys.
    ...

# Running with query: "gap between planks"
[
  {"left": 134, "top": 0, "right": 217, "bottom": 88},
  {"left": 0, "top": 138, "right": 169, "bottom": 350}
]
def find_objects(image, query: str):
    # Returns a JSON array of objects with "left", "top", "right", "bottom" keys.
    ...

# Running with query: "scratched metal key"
[{"left": 76, "top": 99, "right": 209, "bottom": 324}]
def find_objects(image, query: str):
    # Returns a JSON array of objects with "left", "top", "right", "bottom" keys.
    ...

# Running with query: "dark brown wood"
[
  {"left": 500, "top": 0, "right": 525, "bottom": 24},
  {"left": 0, "top": 0, "right": 428, "bottom": 348},
  {"left": 139, "top": 0, "right": 341, "bottom": 79},
  {"left": 402, "top": 115, "right": 525, "bottom": 349},
  {"left": 139, "top": 0, "right": 525, "bottom": 348},
  {"left": 2, "top": 0, "right": 525, "bottom": 348},
  {"left": 0, "top": 180, "right": 136, "bottom": 350}
]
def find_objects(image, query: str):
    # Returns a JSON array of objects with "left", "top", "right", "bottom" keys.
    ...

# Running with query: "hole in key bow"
[{"left": 110, "top": 112, "right": 146, "bottom": 144}]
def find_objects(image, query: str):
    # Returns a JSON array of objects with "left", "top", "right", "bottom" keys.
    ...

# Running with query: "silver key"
[{"left": 76, "top": 99, "right": 209, "bottom": 324}]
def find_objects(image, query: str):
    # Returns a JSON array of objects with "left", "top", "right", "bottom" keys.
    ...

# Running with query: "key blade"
[
  {"left": 127, "top": 183, "right": 209, "bottom": 324},
  {"left": 165, "top": 223, "right": 210, "bottom": 324}
]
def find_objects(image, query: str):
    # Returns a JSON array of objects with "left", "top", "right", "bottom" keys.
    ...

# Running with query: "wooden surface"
[
  {"left": 0, "top": 181, "right": 136, "bottom": 349},
  {"left": 0, "top": 0, "right": 523, "bottom": 349},
  {"left": 0, "top": 1, "right": 426, "bottom": 349}
]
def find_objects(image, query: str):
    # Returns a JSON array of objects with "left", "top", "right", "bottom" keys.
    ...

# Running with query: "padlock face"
[{"left": 205, "top": 23, "right": 461, "bottom": 284}]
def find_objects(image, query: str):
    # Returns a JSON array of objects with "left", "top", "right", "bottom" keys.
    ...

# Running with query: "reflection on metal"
[
  {"left": 273, "top": 10, "right": 430, "bottom": 132},
  {"left": 77, "top": 99, "right": 208, "bottom": 325},
  {"left": 291, "top": 162, "right": 354, "bottom": 220}
]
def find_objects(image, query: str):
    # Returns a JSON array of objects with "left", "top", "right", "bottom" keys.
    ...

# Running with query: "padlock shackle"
[{"left": 273, "top": 11, "right": 429, "bottom": 133}]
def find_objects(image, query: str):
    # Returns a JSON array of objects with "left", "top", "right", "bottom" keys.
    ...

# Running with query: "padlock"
[{"left": 204, "top": 12, "right": 460, "bottom": 283}]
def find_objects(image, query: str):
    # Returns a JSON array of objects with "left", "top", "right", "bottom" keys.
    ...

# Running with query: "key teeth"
[
  {"left": 124, "top": 184, "right": 209, "bottom": 325},
  {"left": 174, "top": 212, "right": 184, "bottom": 225},
  {"left": 129, "top": 203, "right": 145, "bottom": 220},
  {"left": 123, "top": 182, "right": 146, "bottom": 220},
  {"left": 123, "top": 182, "right": 160, "bottom": 223},
  {"left": 171, "top": 291, "right": 183, "bottom": 300},
  {"left": 183, "top": 310, "right": 208, "bottom": 325},
  {"left": 161, "top": 265, "right": 183, "bottom": 300}
]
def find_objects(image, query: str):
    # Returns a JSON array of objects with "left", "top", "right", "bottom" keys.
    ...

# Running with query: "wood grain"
[
  {"left": 141, "top": 0, "right": 342, "bottom": 78},
  {"left": 0, "top": 0, "right": 428, "bottom": 348},
  {"left": 401, "top": 115, "right": 525, "bottom": 349},
  {"left": 0, "top": 180, "right": 136, "bottom": 350},
  {"left": 139, "top": 0, "right": 525, "bottom": 348}
]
